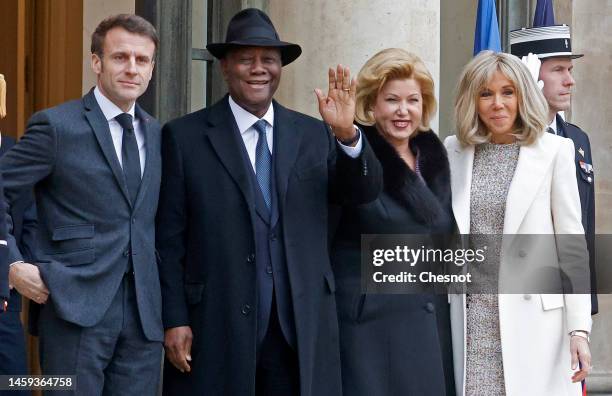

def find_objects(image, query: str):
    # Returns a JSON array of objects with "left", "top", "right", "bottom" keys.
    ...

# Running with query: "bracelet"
[
  {"left": 569, "top": 330, "right": 590, "bottom": 343},
  {"left": 338, "top": 127, "right": 360, "bottom": 146}
]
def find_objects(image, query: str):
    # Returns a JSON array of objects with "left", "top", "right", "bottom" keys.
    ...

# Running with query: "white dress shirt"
[
  {"left": 548, "top": 117, "right": 558, "bottom": 135},
  {"left": 228, "top": 96, "right": 362, "bottom": 173},
  {"left": 94, "top": 87, "right": 146, "bottom": 176}
]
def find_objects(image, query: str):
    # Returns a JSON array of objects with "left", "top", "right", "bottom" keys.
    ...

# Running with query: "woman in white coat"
[{"left": 445, "top": 51, "right": 592, "bottom": 396}]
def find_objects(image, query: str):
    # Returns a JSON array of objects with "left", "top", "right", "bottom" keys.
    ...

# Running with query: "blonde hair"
[
  {"left": 355, "top": 48, "right": 436, "bottom": 132},
  {"left": 454, "top": 51, "right": 548, "bottom": 145}
]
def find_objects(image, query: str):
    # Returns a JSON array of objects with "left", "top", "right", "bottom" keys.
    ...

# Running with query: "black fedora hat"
[{"left": 206, "top": 8, "right": 302, "bottom": 66}]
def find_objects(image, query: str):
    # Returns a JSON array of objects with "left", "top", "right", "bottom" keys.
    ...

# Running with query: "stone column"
[
  {"left": 572, "top": 0, "right": 612, "bottom": 393},
  {"left": 82, "top": 0, "right": 135, "bottom": 94}
]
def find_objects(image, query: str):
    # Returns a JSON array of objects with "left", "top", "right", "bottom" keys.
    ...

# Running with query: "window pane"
[
  {"left": 191, "top": 0, "right": 207, "bottom": 111},
  {"left": 191, "top": 60, "right": 206, "bottom": 111}
]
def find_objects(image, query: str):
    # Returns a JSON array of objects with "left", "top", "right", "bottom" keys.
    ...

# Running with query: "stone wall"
[
  {"left": 268, "top": 0, "right": 440, "bottom": 133},
  {"left": 572, "top": 1, "right": 612, "bottom": 392}
]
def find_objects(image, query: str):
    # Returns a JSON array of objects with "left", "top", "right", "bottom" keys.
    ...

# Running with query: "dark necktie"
[
  {"left": 547, "top": 127, "right": 555, "bottom": 135},
  {"left": 115, "top": 113, "right": 141, "bottom": 205},
  {"left": 253, "top": 119, "right": 272, "bottom": 209}
]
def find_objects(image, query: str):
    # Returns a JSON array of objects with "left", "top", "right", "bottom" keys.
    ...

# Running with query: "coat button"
[
  {"left": 269, "top": 233, "right": 277, "bottom": 242},
  {"left": 123, "top": 250, "right": 130, "bottom": 257},
  {"left": 241, "top": 304, "right": 251, "bottom": 315},
  {"left": 266, "top": 266, "right": 273, "bottom": 275},
  {"left": 518, "top": 250, "right": 526, "bottom": 258},
  {"left": 425, "top": 302, "right": 435, "bottom": 313},
  {"left": 246, "top": 254, "right": 255, "bottom": 263},
  {"left": 131, "top": 218, "right": 136, "bottom": 224},
  {"left": 523, "top": 294, "right": 532, "bottom": 300}
]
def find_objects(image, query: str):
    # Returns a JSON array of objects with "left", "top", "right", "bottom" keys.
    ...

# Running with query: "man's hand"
[
  {"left": 520, "top": 53, "right": 544, "bottom": 90},
  {"left": 8, "top": 262, "right": 49, "bottom": 304},
  {"left": 164, "top": 326, "right": 193, "bottom": 373},
  {"left": 570, "top": 334, "right": 592, "bottom": 383},
  {"left": 315, "top": 64, "right": 358, "bottom": 142}
]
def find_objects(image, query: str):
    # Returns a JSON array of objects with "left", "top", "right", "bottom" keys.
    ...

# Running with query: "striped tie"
[{"left": 253, "top": 120, "right": 272, "bottom": 208}]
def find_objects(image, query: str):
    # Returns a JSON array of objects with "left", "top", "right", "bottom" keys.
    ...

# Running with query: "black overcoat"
[
  {"left": 156, "top": 96, "right": 383, "bottom": 395},
  {"left": 330, "top": 124, "right": 455, "bottom": 396}
]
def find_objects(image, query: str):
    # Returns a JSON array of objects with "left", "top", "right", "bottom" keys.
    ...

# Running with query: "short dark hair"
[{"left": 91, "top": 14, "right": 158, "bottom": 58}]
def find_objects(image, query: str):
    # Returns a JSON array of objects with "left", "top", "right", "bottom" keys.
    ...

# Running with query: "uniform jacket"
[
  {"left": 556, "top": 114, "right": 597, "bottom": 314},
  {"left": 0, "top": 166, "right": 7, "bottom": 303},
  {"left": 0, "top": 135, "right": 37, "bottom": 313}
]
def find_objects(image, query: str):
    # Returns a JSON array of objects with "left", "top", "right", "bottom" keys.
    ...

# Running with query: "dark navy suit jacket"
[{"left": 0, "top": 91, "right": 164, "bottom": 341}]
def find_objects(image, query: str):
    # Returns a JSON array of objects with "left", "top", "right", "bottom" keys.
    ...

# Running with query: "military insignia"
[
  {"left": 565, "top": 39, "right": 569, "bottom": 49},
  {"left": 578, "top": 147, "right": 584, "bottom": 157},
  {"left": 579, "top": 160, "right": 593, "bottom": 174}
]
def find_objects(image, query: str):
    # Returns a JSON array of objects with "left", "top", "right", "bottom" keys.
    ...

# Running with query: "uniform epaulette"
[{"left": 564, "top": 120, "right": 581, "bottom": 130}]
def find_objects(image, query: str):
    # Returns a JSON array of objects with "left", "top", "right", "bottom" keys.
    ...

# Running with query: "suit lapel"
[
  {"left": 132, "top": 105, "right": 154, "bottom": 209},
  {"left": 503, "top": 136, "right": 555, "bottom": 234},
  {"left": 555, "top": 114, "right": 567, "bottom": 138},
  {"left": 449, "top": 142, "right": 474, "bottom": 235},
  {"left": 83, "top": 91, "right": 132, "bottom": 206},
  {"left": 205, "top": 97, "right": 255, "bottom": 208},
  {"left": 273, "top": 102, "right": 302, "bottom": 226}
]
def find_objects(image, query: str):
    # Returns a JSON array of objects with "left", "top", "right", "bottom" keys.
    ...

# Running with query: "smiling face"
[
  {"left": 477, "top": 70, "right": 518, "bottom": 143},
  {"left": 372, "top": 78, "right": 423, "bottom": 148},
  {"left": 91, "top": 27, "right": 155, "bottom": 112},
  {"left": 539, "top": 57, "right": 575, "bottom": 116},
  {"left": 221, "top": 46, "right": 282, "bottom": 118}
]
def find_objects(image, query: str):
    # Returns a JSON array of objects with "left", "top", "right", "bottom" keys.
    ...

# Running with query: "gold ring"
[{"left": 343, "top": 88, "right": 350, "bottom": 92}]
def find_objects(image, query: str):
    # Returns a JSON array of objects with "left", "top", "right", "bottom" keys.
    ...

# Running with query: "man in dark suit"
[
  {"left": 0, "top": 134, "right": 37, "bottom": 396},
  {"left": 156, "top": 8, "right": 382, "bottom": 396},
  {"left": 2, "top": 14, "right": 163, "bottom": 395},
  {"left": 510, "top": 24, "right": 597, "bottom": 314}
]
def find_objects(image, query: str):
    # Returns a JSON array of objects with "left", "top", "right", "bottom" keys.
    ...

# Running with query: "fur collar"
[{"left": 360, "top": 123, "right": 452, "bottom": 226}]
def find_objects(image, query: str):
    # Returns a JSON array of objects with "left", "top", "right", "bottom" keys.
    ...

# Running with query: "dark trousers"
[
  {"left": 38, "top": 273, "right": 162, "bottom": 396},
  {"left": 256, "top": 296, "right": 300, "bottom": 396},
  {"left": 0, "top": 310, "right": 29, "bottom": 396}
]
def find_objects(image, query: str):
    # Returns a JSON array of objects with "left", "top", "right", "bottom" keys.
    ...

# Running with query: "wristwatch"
[
  {"left": 338, "top": 127, "right": 361, "bottom": 146},
  {"left": 569, "top": 330, "right": 590, "bottom": 343}
]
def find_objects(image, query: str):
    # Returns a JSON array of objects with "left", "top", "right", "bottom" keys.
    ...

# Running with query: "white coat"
[{"left": 445, "top": 133, "right": 591, "bottom": 396}]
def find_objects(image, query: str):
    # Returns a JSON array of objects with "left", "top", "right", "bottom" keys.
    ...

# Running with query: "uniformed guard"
[
  {"left": 0, "top": 74, "right": 9, "bottom": 310},
  {"left": 510, "top": 24, "right": 597, "bottom": 314},
  {"left": 0, "top": 73, "right": 32, "bottom": 395}
]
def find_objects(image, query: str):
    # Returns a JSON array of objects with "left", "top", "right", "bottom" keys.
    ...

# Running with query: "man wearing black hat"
[
  {"left": 510, "top": 25, "right": 597, "bottom": 315},
  {"left": 156, "top": 7, "right": 382, "bottom": 396}
]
